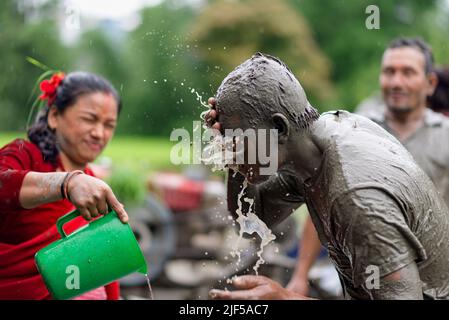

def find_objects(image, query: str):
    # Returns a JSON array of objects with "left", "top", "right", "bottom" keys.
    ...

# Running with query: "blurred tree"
[
  {"left": 74, "top": 28, "right": 128, "bottom": 89},
  {"left": 0, "top": 0, "right": 72, "bottom": 132},
  {"left": 1, "top": 0, "right": 446, "bottom": 137},
  {"left": 118, "top": 0, "right": 202, "bottom": 136},
  {"left": 106, "top": 167, "right": 146, "bottom": 207},
  {"left": 420, "top": 1, "right": 449, "bottom": 65},
  {"left": 287, "top": 0, "right": 440, "bottom": 109},
  {"left": 188, "top": 0, "right": 336, "bottom": 110},
  {"left": 73, "top": 27, "right": 129, "bottom": 132}
]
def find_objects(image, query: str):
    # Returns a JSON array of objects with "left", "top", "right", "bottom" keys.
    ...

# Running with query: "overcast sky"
[{"left": 64, "top": 0, "right": 162, "bottom": 19}]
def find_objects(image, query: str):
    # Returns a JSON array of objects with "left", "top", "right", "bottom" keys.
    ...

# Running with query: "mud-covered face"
[
  {"left": 214, "top": 53, "right": 312, "bottom": 182},
  {"left": 216, "top": 108, "right": 280, "bottom": 185}
]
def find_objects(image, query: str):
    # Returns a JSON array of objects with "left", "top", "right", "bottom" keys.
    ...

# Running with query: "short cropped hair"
[{"left": 387, "top": 37, "right": 434, "bottom": 74}]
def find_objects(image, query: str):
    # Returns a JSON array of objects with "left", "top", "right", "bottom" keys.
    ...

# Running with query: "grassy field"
[
  {"left": 0, "top": 132, "right": 177, "bottom": 173},
  {"left": 102, "top": 135, "right": 177, "bottom": 172}
]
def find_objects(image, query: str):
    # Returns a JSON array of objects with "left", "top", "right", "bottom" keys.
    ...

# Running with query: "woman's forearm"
[{"left": 19, "top": 172, "right": 67, "bottom": 209}]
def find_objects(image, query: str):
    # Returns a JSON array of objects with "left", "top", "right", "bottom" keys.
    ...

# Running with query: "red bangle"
[{"left": 63, "top": 170, "right": 84, "bottom": 201}]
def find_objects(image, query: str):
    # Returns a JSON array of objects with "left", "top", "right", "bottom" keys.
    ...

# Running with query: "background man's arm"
[{"left": 287, "top": 216, "right": 322, "bottom": 294}]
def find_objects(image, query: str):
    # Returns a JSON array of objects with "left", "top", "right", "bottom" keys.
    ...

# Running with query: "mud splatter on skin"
[
  {"left": 36, "top": 173, "right": 66, "bottom": 202},
  {"left": 39, "top": 173, "right": 66, "bottom": 200}
]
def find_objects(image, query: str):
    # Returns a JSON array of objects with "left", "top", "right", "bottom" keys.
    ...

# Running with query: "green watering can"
[{"left": 35, "top": 209, "right": 147, "bottom": 300}]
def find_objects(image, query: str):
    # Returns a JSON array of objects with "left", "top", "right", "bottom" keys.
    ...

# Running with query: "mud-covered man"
[
  {"left": 205, "top": 53, "right": 449, "bottom": 299},
  {"left": 288, "top": 38, "right": 449, "bottom": 297}
]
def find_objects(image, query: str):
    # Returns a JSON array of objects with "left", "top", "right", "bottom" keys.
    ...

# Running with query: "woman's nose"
[{"left": 91, "top": 124, "right": 104, "bottom": 139}]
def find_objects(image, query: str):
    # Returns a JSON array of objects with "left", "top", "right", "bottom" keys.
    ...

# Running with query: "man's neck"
[
  {"left": 385, "top": 106, "right": 426, "bottom": 141},
  {"left": 289, "top": 129, "right": 324, "bottom": 184}
]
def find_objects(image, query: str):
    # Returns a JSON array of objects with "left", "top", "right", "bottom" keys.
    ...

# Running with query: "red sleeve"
[
  {"left": 0, "top": 139, "right": 38, "bottom": 211},
  {"left": 105, "top": 281, "right": 120, "bottom": 300}
]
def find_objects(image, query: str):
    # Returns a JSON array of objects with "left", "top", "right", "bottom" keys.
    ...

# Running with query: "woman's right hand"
[
  {"left": 204, "top": 97, "right": 221, "bottom": 131},
  {"left": 66, "top": 174, "right": 129, "bottom": 223}
]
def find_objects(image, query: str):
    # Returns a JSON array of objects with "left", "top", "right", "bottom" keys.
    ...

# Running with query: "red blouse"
[{"left": 0, "top": 139, "right": 119, "bottom": 300}]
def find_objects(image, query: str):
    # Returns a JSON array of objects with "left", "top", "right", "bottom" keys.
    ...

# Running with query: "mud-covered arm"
[
  {"left": 374, "top": 262, "right": 423, "bottom": 299},
  {"left": 227, "top": 168, "right": 305, "bottom": 228},
  {"left": 332, "top": 188, "right": 426, "bottom": 299}
]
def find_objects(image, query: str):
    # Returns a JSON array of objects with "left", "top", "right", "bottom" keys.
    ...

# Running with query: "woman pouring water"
[{"left": 0, "top": 71, "right": 128, "bottom": 300}]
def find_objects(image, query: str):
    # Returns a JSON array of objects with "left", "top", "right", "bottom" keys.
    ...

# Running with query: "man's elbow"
[{"left": 372, "top": 263, "right": 423, "bottom": 300}]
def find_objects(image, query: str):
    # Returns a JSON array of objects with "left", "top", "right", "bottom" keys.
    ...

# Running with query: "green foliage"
[
  {"left": 105, "top": 167, "right": 146, "bottom": 207},
  {"left": 1, "top": 0, "right": 448, "bottom": 135},
  {"left": 117, "top": 1, "right": 204, "bottom": 136},
  {"left": 100, "top": 135, "right": 176, "bottom": 172},
  {"left": 287, "top": 0, "right": 442, "bottom": 110},
  {"left": 0, "top": 0, "right": 72, "bottom": 131},
  {"left": 73, "top": 29, "right": 128, "bottom": 91},
  {"left": 189, "top": 0, "right": 336, "bottom": 108}
]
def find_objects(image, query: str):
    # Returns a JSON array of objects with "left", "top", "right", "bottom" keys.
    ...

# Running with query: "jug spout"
[{"left": 138, "top": 264, "right": 148, "bottom": 275}]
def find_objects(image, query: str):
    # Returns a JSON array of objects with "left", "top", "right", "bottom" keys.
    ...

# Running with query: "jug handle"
[{"left": 56, "top": 210, "right": 81, "bottom": 238}]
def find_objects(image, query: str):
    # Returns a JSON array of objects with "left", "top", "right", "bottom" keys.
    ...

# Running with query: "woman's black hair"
[
  {"left": 428, "top": 66, "right": 449, "bottom": 113},
  {"left": 27, "top": 71, "right": 122, "bottom": 164}
]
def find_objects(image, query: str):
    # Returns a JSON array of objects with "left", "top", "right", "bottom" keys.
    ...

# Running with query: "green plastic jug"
[{"left": 35, "top": 209, "right": 147, "bottom": 300}]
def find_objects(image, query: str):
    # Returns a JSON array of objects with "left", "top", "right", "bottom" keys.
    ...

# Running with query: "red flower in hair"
[{"left": 39, "top": 72, "right": 65, "bottom": 106}]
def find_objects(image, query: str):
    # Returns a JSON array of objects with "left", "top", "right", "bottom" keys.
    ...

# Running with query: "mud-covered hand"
[
  {"left": 204, "top": 97, "right": 221, "bottom": 131},
  {"left": 209, "top": 275, "right": 309, "bottom": 300}
]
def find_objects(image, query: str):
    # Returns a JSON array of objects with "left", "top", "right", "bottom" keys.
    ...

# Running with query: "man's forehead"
[{"left": 382, "top": 47, "right": 426, "bottom": 70}]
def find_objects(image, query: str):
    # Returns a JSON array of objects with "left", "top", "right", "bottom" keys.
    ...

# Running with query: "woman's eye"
[{"left": 82, "top": 117, "right": 95, "bottom": 123}]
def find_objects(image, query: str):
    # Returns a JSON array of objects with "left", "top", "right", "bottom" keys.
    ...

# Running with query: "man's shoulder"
[
  {"left": 425, "top": 109, "right": 449, "bottom": 131},
  {"left": 320, "top": 109, "right": 388, "bottom": 127}
]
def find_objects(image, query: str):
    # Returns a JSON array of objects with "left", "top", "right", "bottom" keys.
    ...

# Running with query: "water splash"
[
  {"left": 201, "top": 134, "right": 236, "bottom": 172},
  {"left": 230, "top": 179, "right": 276, "bottom": 275},
  {"left": 190, "top": 87, "right": 209, "bottom": 108},
  {"left": 144, "top": 274, "right": 154, "bottom": 300},
  {"left": 197, "top": 92, "right": 275, "bottom": 275},
  {"left": 187, "top": 86, "right": 213, "bottom": 132}
]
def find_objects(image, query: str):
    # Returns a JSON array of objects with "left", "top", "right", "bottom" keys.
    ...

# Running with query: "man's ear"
[
  {"left": 271, "top": 113, "right": 289, "bottom": 144},
  {"left": 47, "top": 106, "right": 59, "bottom": 130},
  {"left": 426, "top": 71, "right": 438, "bottom": 96}
]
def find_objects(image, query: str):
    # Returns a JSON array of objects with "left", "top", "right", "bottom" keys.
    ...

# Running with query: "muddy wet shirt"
[
  {"left": 299, "top": 111, "right": 449, "bottom": 300},
  {"left": 367, "top": 108, "right": 449, "bottom": 208}
]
